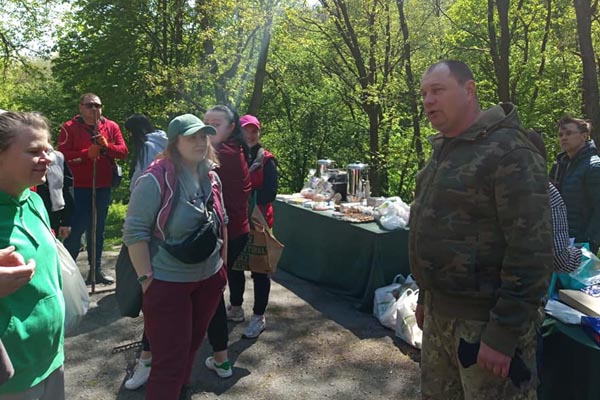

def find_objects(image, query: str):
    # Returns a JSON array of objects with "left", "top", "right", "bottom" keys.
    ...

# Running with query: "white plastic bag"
[
  {"left": 395, "top": 288, "right": 422, "bottom": 349},
  {"left": 57, "top": 240, "right": 90, "bottom": 333},
  {"left": 373, "top": 274, "right": 405, "bottom": 329},
  {"left": 373, "top": 197, "right": 410, "bottom": 230}
]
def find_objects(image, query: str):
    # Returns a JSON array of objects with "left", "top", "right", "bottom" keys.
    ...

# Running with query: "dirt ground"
[{"left": 64, "top": 249, "right": 421, "bottom": 399}]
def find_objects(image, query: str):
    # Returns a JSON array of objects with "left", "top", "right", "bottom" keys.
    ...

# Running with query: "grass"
[{"left": 104, "top": 202, "right": 127, "bottom": 250}]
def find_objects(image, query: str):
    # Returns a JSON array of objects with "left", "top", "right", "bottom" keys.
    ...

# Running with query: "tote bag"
[{"left": 233, "top": 206, "right": 284, "bottom": 274}]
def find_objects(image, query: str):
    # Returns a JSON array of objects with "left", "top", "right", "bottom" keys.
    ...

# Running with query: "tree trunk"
[
  {"left": 487, "top": 0, "right": 511, "bottom": 102},
  {"left": 574, "top": 0, "right": 600, "bottom": 144},
  {"left": 397, "top": 0, "right": 424, "bottom": 173},
  {"left": 247, "top": 12, "right": 273, "bottom": 115}
]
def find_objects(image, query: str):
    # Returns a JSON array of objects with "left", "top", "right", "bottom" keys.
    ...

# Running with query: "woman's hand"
[
  {"left": 0, "top": 246, "right": 36, "bottom": 298},
  {"left": 140, "top": 277, "right": 153, "bottom": 293}
]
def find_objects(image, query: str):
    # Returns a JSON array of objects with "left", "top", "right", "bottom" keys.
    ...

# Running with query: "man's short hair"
[
  {"left": 557, "top": 116, "right": 591, "bottom": 134},
  {"left": 425, "top": 60, "right": 474, "bottom": 84},
  {"left": 79, "top": 93, "right": 100, "bottom": 104}
]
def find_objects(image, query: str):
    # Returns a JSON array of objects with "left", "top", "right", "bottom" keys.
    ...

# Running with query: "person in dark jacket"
[
  {"left": 232, "top": 114, "right": 278, "bottom": 339},
  {"left": 550, "top": 117, "right": 600, "bottom": 254},
  {"left": 411, "top": 60, "right": 553, "bottom": 399}
]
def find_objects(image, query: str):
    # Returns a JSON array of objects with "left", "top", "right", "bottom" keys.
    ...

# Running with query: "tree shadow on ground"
[{"left": 272, "top": 269, "right": 421, "bottom": 363}]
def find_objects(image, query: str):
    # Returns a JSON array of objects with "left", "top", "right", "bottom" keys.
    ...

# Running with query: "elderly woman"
[
  {"left": 550, "top": 117, "right": 600, "bottom": 254},
  {"left": 0, "top": 112, "right": 65, "bottom": 399},
  {"left": 123, "top": 114, "right": 227, "bottom": 400}
]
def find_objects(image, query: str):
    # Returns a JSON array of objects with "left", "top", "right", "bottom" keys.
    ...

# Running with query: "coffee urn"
[
  {"left": 316, "top": 159, "right": 335, "bottom": 179},
  {"left": 346, "top": 162, "right": 369, "bottom": 203}
]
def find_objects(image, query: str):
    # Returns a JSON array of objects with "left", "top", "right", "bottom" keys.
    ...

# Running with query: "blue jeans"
[{"left": 64, "top": 187, "right": 111, "bottom": 273}]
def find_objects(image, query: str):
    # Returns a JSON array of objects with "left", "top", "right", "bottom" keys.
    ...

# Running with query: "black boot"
[{"left": 86, "top": 270, "right": 114, "bottom": 285}]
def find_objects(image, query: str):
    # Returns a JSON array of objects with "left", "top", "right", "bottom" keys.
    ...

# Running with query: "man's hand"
[
  {"left": 94, "top": 135, "right": 108, "bottom": 148},
  {"left": 87, "top": 144, "right": 102, "bottom": 159},
  {"left": 415, "top": 303, "right": 424, "bottom": 330},
  {"left": 477, "top": 341, "right": 511, "bottom": 378},
  {"left": 0, "top": 246, "right": 36, "bottom": 298}
]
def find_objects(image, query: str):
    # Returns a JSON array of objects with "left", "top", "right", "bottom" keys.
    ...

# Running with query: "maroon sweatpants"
[{"left": 142, "top": 267, "right": 227, "bottom": 400}]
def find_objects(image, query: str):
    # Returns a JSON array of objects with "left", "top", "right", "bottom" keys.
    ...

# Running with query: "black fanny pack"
[{"left": 162, "top": 200, "right": 220, "bottom": 264}]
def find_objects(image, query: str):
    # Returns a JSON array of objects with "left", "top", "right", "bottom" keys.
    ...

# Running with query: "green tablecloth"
[
  {"left": 272, "top": 200, "right": 410, "bottom": 311},
  {"left": 540, "top": 317, "right": 600, "bottom": 400}
]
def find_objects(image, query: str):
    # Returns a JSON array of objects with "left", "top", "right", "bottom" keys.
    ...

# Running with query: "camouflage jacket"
[{"left": 409, "top": 103, "right": 553, "bottom": 357}]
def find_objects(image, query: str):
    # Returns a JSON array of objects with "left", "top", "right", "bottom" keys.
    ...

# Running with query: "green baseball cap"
[{"left": 167, "top": 114, "right": 217, "bottom": 141}]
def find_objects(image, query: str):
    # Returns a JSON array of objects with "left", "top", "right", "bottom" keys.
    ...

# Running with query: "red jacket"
[
  {"left": 249, "top": 148, "right": 276, "bottom": 228},
  {"left": 215, "top": 139, "right": 251, "bottom": 239},
  {"left": 58, "top": 116, "right": 128, "bottom": 188}
]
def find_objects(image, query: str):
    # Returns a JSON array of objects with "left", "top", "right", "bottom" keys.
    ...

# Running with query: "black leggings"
[
  {"left": 228, "top": 269, "right": 271, "bottom": 315},
  {"left": 207, "top": 234, "right": 249, "bottom": 352}
]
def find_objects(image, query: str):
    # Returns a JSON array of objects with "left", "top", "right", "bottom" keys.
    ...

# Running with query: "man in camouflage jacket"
[{"left": 410, "top": 60, "right": 553, "bottom": 399}]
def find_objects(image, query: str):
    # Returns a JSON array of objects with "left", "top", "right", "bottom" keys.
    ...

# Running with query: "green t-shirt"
[{"left": 0, "top": 189, "right": 64, "bottom": 394}]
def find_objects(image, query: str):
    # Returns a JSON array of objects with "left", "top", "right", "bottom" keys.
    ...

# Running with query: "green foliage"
[
  {"left": 104, "top": 201, "right": 127, "bottom": 249},
  {"left": 2, "top": 0, "right": 599, "bottom": 216}
]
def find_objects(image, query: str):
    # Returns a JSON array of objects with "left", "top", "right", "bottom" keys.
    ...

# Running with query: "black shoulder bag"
[{"left": 161, "top": 193, "right": 220, "bottom": 264}]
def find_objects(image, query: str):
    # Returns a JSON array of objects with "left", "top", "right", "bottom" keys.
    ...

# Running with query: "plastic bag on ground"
[
  {"left": 395, "top": 288, "right": 422, "bottom": 349},
  {"left": 373, "top": 274, "right": 405, "bottom": 329}
]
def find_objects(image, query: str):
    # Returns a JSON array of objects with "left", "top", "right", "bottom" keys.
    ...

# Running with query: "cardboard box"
[{"left": 559, "top": 289, "right": 600, "bottom": 317}]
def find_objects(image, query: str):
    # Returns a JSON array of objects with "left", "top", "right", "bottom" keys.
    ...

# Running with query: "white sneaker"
[
  {"left": 242, "top": 315, "right": 266, "bottom": 339},
  {"left": 226, "top": 305, "right": 245, "bottom": 322},
  {"left": 125, "top": 357, "right": 151, "bottom": 390},
  {"left": 205, "top": 356, "right": 233, "bottom": 378}
]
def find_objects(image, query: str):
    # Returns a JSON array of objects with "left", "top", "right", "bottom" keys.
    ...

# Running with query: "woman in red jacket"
[
  {"left": 203, "top": 105, "right": 251, "bottom": 378},
  {"left": 236, "top": 114, "right": 278, "bottom": 338}
]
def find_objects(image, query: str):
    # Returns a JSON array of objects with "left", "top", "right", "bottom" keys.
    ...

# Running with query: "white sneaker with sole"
[
  {"left": 205, "top": 356, "right": 233, "bottom": 378},
  {"left": 125, "top": 357, "right": 151, "bottom": 390},
  {"left": 242, "top": 315, "right": 266, "bottom": 339},
  {"left": 226, "top": 305, "right": 245, "bottom": 322}
]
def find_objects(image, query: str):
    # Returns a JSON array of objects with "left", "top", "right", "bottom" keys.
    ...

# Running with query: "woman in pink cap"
[{"left": 231, "top": 114, "right": 278, "bottom": 339}]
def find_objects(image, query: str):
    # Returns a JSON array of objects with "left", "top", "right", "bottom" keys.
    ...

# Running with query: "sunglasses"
[{"left": 82, "top": 103, "right": 103, "bottom": 109}]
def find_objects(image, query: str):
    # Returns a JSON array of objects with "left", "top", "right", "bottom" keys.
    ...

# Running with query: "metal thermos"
[
  {"left": 346, "top": 162, "right": 369, "bottom": 202},
  {"left": 316, "top": 159, "right": 335, "bottom": 178}
]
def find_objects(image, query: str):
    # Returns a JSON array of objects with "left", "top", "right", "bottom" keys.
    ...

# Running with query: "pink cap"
[{"left": 240, "top": 114, "right": 261, "bottom": 129}]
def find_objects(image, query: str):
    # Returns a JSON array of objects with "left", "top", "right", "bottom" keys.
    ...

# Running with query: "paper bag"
[{"left": 233, "top": 207, "right": 284, "bottom": 274}]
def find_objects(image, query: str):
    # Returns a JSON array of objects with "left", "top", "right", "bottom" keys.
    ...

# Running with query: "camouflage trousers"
[{"left": 421, "top": 295, "right": 538, "bottom": 400}]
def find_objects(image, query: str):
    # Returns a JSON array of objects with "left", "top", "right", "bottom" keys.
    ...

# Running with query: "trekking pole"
[{"left": 90, "top": 115, "right": 99, "bottom": 294}]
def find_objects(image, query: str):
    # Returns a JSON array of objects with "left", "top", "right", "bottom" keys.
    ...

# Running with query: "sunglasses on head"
[{"left": 82, "top": 102, "right": 102, "bottom": 109}]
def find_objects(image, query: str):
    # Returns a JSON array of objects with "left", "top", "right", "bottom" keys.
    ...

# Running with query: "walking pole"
[{"left": 90, "top": 114, "right": 99, "bottom": 294}]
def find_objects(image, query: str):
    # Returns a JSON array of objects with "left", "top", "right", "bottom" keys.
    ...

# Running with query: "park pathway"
[{"left": 64, "top": 249, "right": 421, "bottom": 399}]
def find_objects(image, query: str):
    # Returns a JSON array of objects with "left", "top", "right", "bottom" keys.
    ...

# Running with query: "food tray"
[{"left": 331, "top": 212, "right": 375, "bottom": 223}]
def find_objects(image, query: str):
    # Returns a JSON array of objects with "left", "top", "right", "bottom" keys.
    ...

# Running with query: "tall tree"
[
  {"left": 487, "top": 0, "right": 511, "bottom": 102},
  {"left": 573, "top": 0, "right": 600, "bottom": 144},
  {"left": 396, "top": 0, "right": 424, "bottom": 197},
  {"left": 247, "top": 3, "right": 274, "bottom": 115}
]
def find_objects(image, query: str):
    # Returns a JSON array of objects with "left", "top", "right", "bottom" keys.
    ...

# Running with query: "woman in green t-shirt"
[{"left": 0, "top": 111, "right": 65, "bottom": 399}]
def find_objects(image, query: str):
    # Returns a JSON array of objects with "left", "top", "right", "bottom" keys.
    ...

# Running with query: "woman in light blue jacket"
[
  {"left": 122, "top": 114, "right": 168, "bottom": 390},
  {"left": 125, "top": 114, "right": 168, "bottom": 191}
]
